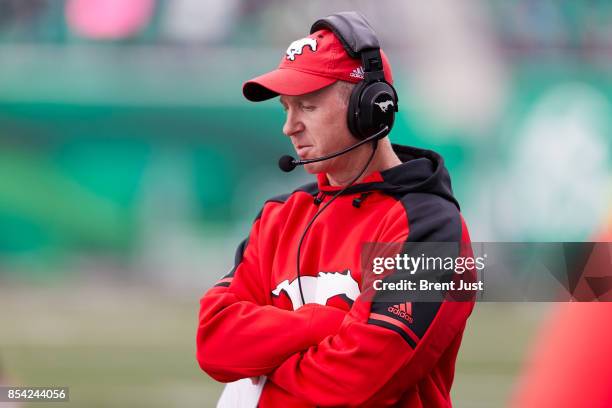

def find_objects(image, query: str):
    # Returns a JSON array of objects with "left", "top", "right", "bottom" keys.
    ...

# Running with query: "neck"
[{"left": 326, "top": 139, "right": 401, "bottom": 187}]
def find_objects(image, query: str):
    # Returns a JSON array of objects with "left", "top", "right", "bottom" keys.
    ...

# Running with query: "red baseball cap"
[{"left": 243, "top": 29, "right": 393, "bottom": 102}]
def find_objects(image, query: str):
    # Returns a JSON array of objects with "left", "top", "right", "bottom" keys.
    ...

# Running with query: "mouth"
[{"left": 295, "top": 145, "right": 313, "bottom": 159}]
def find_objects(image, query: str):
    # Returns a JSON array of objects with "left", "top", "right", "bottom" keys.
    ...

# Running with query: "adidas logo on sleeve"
[{"left": 388, "top": 302, "right": 413, "bottom": 323}]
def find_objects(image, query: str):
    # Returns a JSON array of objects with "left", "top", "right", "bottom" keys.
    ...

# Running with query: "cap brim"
[{"left": 243, "top": 68, "right": 337, "bottom": 102}]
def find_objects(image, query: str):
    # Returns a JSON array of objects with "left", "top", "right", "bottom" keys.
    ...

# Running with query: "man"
[{"left": 197, "top": 13, "right": 474, "bottom": 407}]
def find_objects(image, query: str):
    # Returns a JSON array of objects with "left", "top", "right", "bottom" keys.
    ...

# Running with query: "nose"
[{"left": 282, "top": 108, "right": 305, "bottom": 137}]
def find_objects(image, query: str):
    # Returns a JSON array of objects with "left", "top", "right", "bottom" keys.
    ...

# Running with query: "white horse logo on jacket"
[{"left": 272, "top": 270, "right": 360, "bottom": 310}]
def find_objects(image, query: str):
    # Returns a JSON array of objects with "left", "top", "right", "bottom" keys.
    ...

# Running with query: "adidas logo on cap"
[{"left": 350, "top": 66, "right": 364, "bottom": 79}]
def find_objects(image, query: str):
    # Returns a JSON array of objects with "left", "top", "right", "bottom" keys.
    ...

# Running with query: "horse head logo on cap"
[{"left": 286, "top": 37, "right": 317, "bottom": 61}]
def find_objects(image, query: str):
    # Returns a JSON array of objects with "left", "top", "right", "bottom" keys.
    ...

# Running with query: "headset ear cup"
[
  {"left": 372, "top": 81, "right": 397, "bottom": 133},
  {"left": 354, "top": 81, "right": 397, "bottom": 138},
  {"left": 347, "top": 80, "right": 398, "bottom": 141},
  {"left": 347, "top": 81, "right": 368, "bottom": 139}
]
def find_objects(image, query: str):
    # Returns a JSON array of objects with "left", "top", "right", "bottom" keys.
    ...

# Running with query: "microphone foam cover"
[{"left": 278, "top": 155, "right": 297, "bottom": 172}]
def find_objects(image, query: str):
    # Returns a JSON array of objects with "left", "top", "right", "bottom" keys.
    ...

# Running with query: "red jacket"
[{"left": 197, "top": 144, "right": 474, "bottom": 407}]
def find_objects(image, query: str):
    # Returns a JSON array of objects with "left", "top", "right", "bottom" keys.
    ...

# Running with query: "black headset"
[{"left": 310, "top": 11, "right": 399, "bottom": 140}]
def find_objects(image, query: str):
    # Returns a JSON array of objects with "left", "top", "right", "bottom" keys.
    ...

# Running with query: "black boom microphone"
[{"left": 278, "top": 126, "right": 389, "bottom": 172}]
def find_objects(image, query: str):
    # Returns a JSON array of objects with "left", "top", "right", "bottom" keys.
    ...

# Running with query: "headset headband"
[{"left": 310, "top": 11, "right": 385, "bottom": 82}]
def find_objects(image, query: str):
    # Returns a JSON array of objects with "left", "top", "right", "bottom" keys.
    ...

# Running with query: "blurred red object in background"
[
  {"left": 511, "top": 221, "right": 612, "bottom": 408},
  {"left": 511, "top": 302, "right": 612, "bottom": 408}
]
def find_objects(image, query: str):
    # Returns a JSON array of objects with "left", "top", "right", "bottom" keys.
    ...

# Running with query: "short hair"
[{"left": 334, "top": 80, "right": 355, "bottom": 106}]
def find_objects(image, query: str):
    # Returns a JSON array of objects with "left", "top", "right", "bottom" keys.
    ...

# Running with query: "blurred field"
[
  {"left": 0, "top": 285, "right": 222, "bottom": 408},
  {"left": 0, "top": 285, "right": 547, "bottom": 408}
]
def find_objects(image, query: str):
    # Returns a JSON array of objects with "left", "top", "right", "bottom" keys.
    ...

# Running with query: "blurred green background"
[{"left": 0, "top": 1, "right": 611, "bottom": 407}]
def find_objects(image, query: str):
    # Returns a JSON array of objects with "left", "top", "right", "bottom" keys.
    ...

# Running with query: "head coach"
[{"left": 197, "top": 11, "right": 474, "bottom": 408}]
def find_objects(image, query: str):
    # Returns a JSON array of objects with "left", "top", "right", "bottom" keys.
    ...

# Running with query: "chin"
[{"left": 303, "top": 162, "right": 328, "bottom": 175}]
